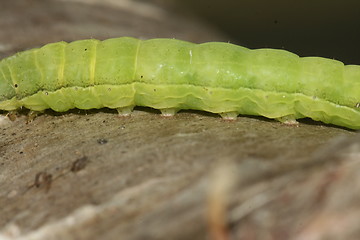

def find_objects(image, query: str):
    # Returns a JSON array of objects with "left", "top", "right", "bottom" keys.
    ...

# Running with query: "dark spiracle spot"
[
  {"left": 84, "top": 48, "right": 88, "bottom": 51},
  {"left": 140, "top": 75, "right": 144, "bottom": 78},
  {"left": 14, "top": 84, "right": 18, "bottom": 88},
  {"left": 97, "top": 138, "right": 108, "bottom": 144}
]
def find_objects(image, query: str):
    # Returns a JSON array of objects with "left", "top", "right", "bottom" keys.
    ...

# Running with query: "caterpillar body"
[{"left": 0, "top": 37, "right": 359, "bottom": 129}]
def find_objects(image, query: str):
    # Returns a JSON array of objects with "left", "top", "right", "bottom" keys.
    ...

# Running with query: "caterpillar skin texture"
[{"left": 0, "top": 37, "right": 359, "bottom": 129}]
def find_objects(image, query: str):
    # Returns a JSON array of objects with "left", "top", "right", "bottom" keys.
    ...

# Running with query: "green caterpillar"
[{"left": 0, "top": 37, "right": 359, "bottom": 129}]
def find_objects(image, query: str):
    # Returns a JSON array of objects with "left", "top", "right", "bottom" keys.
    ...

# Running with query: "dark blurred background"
[
  {"left": 1, "top": 0, "right": 359, "bottom": 65},
  {"left": 176, "top": 0, "right": 360, "bottom": 65}
]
